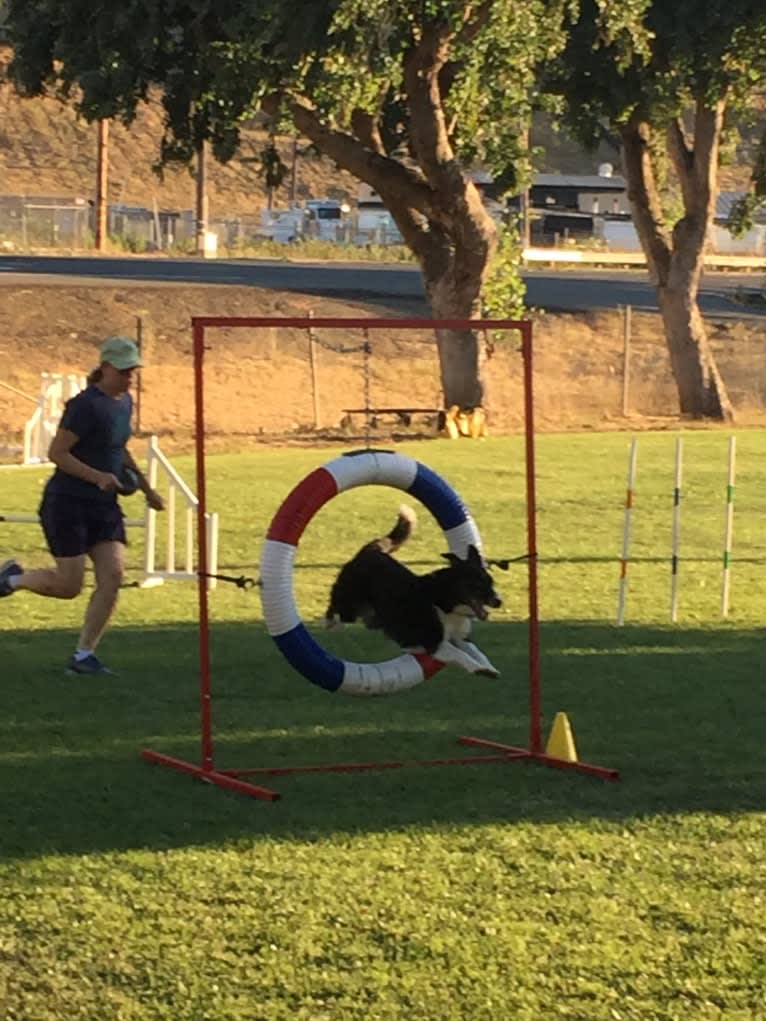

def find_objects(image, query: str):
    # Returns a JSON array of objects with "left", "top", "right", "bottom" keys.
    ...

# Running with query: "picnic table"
[{"left": 340, "top": 406, "right": 445, "bottom": 430}]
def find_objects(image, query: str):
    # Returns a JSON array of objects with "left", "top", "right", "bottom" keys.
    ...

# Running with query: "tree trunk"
[
  {"left": 657, "top": 279, "right": 733, "bottom": 419},
  {"left": 426, "top": 269, "right": 488, "bottom": 409},
  {"left": 621, "top": 108, "right": 734, "bottom": 421},
  {"left": 291, "top": 84, "right": 497, "bottom": 414}
]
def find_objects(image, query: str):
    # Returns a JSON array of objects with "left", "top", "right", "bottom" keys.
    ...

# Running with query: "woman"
[{"left": 0, "top": 336, "right": 164, "bottom": 674}]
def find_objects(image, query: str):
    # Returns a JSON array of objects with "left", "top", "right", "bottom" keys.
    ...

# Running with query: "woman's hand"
[
  {"left": 95, "top": 471, "right": 121, "bottom": 492},
  {"left": 146, "top": 489, "right": 165, "bottom": 511}
]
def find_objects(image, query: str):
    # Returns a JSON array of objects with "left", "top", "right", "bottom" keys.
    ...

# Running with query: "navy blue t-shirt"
[{"left": 44, "top": 385, "right": 133, "bottom": 502}]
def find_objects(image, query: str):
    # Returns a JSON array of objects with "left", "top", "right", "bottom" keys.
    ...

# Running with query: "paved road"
[{"left": 0, "top": 253, "right": 763, "bottom": 318}]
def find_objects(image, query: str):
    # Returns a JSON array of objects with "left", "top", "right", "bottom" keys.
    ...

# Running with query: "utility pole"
[
  {"left": 290, "top": 138, "right": 298, "bottom": 206},
  {"left": 519, "top": 122, "right": 531, "bottom": 251},
  {"left": 195, "top": 139, "right": 209, "bottom": 257},
  {"left": 95, "top": 119, "right": 109, "bottom": 251}
]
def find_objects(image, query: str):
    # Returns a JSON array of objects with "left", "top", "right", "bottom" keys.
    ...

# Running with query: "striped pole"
[
  {"left": 670, "top": 437, "right": 683, "bottom": 623},
  {"left": 616, "top": 438, "right": 638, "bottom": 626},
  {"left": 721, "top": 436, "right": 737, "bottom": 617}
]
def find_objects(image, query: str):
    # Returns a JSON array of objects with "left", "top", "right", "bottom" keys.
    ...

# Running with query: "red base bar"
[
  {"left": 220, "top": 751, "right": 528, "bottom": 778},
  {"left": 457, "top": 736, "right": 620, "bottom": 781},
  {"left": 142, "top": 735, "right": 618, "bottom": 801},
  {"left": 141, "top": 749, "right": 281, "bottom": 800}
]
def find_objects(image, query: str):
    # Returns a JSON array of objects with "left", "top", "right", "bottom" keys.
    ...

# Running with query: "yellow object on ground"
[
  {"left": 545, "top": 711, "right": 578, "bottom": 762},
  {"left": 443, "top": 405, "right": 488, "bottom": 439}
]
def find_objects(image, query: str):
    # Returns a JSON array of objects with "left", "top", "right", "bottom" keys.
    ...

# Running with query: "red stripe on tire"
[
  {"left": 413, "top": 653, "right": 445, "bottom": 679},
  {"left": 267, "top": 468, "right": 338, "bottom": 545}
]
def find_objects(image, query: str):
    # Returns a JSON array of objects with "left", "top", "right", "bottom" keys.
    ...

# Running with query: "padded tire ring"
[{"left": 259, "top": 450, "right": 483, "bottom": 695}]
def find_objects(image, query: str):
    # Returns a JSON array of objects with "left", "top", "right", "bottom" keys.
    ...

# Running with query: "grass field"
[{"left": 1, "top": 432, "right": 765, "bottom": 1021}]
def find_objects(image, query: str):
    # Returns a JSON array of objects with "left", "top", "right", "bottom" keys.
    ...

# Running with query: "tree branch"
[
  {"left": 349, "top": 108, "right": 385, "bottom": 156},
  {"left": 290, "top": 96, "right": 439, "bottom": 216},
  {"left": 621, "top": 115, "right": 672, "bottom": 282},
  {"left": 455, "top": 1, "right": 495, "bottom": 47},
  {"left": 290, "top": 95, "right": 448, "bottom": 265},
  {"left": 400, "top": 15, "right": 495, "bottom": 281},
  {"left": 667, "top": 117, "right": 695, "bottom": 211},
  {"left": 403, "top": 21, "right": 458, "bottom": 190},
  {"left": 667, "top": 96, "right": 727, "bottom": 266}
]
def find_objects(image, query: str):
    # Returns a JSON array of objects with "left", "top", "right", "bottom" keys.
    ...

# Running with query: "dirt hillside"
[
  {"left": 0, "top": 46, "right": 357, "bottom": 217},
  {"left": 2, "top": 42, "right": 759, "bottom": 219},
  {"left": 1, "top": 283, "right": 764, "bottom": 458}
]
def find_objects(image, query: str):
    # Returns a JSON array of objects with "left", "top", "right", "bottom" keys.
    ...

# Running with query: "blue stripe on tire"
[
  {"left": 273, "top": 625, "right": 345, "bottom": 692},
  {"left": 408, "top": 462, "right": 470, "bottom": 530}
]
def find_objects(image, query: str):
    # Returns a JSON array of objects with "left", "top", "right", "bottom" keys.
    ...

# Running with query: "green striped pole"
[
  {"left": 670, "top": 437, "right": 683, "bottom": 623},
  {"left": 616, "top": 438, "right": 638, "bottom": 626},
  {"left": 721, "top": 436, "right": 736, "bottom": 617}
]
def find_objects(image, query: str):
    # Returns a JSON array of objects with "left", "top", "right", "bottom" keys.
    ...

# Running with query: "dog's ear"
[
  {"left": 466, "top": 545, "right": 483, "bottom": 564},
  {"left": 441, "top": 552, "right": 460, "bottom": 565}
]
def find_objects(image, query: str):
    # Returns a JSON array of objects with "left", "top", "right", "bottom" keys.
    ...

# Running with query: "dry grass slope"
[{"left": 0, "top": 45, "right": 358, "bottom": 217}]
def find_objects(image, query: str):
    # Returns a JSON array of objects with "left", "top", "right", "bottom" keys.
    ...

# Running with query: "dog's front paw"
[{"left": 474, "top": 665, "right": 501, "bottom": 679}]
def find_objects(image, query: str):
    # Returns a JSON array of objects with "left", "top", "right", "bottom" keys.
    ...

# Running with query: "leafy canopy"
[
  {"left": 544, "top": 0, "right": 766, "bottom": 215},
  {"left": 7, "top": 0, "right": 571, "bottom": 190}
]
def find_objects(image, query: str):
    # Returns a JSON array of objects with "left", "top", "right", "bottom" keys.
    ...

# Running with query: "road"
[{"left": 0, "top": 253, "right": 763, "bottom": 318}]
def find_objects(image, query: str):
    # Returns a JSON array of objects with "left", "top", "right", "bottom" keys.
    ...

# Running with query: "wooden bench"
[{"left": 340, "top": 407, "right": 445, "bottom": 430}]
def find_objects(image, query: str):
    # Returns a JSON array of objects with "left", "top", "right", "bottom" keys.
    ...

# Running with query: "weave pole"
[
  {"left": 720, "top": 436, "right": 737, "bottom": 618},
  {"left": 670, "top": 437, "right": 683, "bottom": 623},
  {"left": 616, "top": 438, "right": 638, "bottom": 626}
]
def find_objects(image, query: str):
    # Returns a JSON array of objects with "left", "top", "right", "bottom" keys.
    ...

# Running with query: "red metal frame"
[{"left": 141, "top": 316, "right": 619, "bottom": 800}]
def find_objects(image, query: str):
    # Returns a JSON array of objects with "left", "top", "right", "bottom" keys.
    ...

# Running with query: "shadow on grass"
[{"left": 1, "top": 619, "right": 764, "bottom": 859}]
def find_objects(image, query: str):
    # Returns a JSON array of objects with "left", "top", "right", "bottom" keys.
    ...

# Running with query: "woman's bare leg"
[{"left": 79, "top": 541, "right": 125, "bottom": 652}]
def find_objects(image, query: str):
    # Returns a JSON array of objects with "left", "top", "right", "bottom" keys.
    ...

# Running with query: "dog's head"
[{"left": 441, "top": 545, "right": 502, "bottom": 620}]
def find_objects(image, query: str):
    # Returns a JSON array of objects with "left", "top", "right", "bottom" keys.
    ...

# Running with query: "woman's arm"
[{"left": 123, "top": 448, "right": 165, "bottom": 511}]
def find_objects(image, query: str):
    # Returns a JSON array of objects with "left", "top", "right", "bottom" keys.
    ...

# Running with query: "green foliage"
[
  {"left": 545, "top": 0, "right": 766, "bottom": 151},
  {"left": 1, "top": 434, "right": 766, "bottom": 1018},
  {"left": 727, "top": 130, "right": 766, "bottom": 235},
  {"left": 5, "top": 0, "right": 569, "bottom": 190},
  {"left": 481, "top": 222, "right": 526, "bottom": 324},
  {"left": 217, "top": 237, "right": 415, "bottom": 262}
]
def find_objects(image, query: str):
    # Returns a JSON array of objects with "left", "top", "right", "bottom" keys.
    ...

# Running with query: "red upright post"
[
  {"left": 521, "top": 321, "right": 542, "bottom": 755},
  {"left": 193, "top": 321, "right": 214, "bottom": 773}
]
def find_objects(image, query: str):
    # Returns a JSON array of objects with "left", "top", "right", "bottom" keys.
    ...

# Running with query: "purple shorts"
[{"left": 39, "top": 493, "right": 127, "bottom": 559}]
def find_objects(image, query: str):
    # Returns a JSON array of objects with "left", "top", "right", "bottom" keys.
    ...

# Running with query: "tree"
[
  {"left": 543, "top": 0, "right": 766, "bottom": 420},
  {"left": 5, "top": 0, "right": 568, "bottom": 413}
]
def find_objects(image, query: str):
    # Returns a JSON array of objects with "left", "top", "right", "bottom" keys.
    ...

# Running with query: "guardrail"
[{"left": 522, "top": 247, "right": 766, "bottom": 271}]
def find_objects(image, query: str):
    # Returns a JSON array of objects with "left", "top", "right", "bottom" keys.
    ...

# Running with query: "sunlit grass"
[{"left": 0, "top": 432, "right": 764, "bottom": 1020}]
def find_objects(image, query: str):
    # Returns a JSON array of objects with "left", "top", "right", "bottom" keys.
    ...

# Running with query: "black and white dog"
[{"left": 325, "top": 505, "right": 502, "bottom": 677}]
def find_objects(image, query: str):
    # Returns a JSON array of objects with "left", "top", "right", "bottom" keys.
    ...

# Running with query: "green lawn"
[{"left": 1, "top": 432, "right": 765, "bottom": 1021}]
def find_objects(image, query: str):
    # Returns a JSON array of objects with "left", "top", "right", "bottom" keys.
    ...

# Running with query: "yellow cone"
[
  {"left": 444, "top": 405, "right": 461, "bottom": 439},
  {"left": 545, "top": 712, "right": 578, "bottom": 762}
]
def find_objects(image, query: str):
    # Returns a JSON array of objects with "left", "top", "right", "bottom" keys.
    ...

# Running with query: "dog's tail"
[{"left": 375, "top": 504, "right": 417, "bottom": 554}]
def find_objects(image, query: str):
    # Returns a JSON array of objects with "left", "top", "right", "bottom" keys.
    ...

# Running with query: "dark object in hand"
[{"left": 118, "top": 466, "right": 140, "bottom": 496}]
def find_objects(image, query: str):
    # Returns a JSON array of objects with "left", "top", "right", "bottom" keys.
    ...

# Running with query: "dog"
[{"left": 324, "top": 505, "right": 502, "bottom": 677}]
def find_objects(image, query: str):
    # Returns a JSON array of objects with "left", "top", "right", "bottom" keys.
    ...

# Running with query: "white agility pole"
[
  {"left": 721, "top": 436, "right": 737, "bottom": 618},
  {"left": 616, "top": 438, "right": 638, "bottom": 626},
  {"left": 670, "top": 437, "right": 683, "bottom": 623}
]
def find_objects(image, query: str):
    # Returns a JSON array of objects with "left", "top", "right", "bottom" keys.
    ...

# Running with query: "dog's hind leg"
[{"left": 452, "top": 639, "right": 501, "bottom": 678}]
